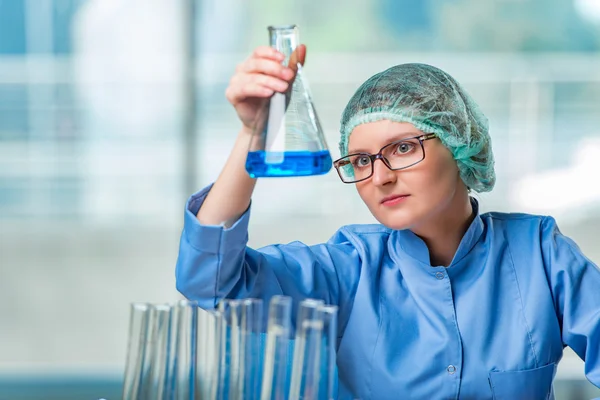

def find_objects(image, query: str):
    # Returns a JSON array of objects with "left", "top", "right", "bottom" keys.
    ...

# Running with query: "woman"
[{"left": 175, "top": 45, "right": 600, "bottom": 399}]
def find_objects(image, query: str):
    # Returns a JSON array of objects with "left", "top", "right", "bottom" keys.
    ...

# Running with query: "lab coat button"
[
  {"left": 447, "top": 365, "right": 456, "bottom": 374},
  {"left": 435, "top": 271, "right": 445, "bottom": 280}
]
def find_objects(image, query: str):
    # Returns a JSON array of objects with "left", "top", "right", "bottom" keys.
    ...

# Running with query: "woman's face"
[{"left": 348, "top": 120, "right": 465, "bottom": 230}]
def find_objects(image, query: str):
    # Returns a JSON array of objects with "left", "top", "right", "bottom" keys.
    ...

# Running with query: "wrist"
[{"left": 239, "top": 125, "right": 254, "bottom": 137}]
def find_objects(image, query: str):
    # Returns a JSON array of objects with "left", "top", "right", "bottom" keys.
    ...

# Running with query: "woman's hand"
[{"left": 225, "top": 44, "right": 307, "bottom": 132}]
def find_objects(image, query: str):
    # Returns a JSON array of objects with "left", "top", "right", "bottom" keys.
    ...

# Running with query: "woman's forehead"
[{"left": 348, "top": 121, "right": 422, "bottom": 153}]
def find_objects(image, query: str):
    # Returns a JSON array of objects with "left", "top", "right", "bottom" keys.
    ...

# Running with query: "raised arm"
[{"left": 196, "top": 45, "right": 305, "bottom": 226}]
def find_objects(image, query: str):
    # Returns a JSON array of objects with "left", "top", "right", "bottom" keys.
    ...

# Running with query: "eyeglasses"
[{"left": 333, "top": 133, "right": 437, "bottom": 183}]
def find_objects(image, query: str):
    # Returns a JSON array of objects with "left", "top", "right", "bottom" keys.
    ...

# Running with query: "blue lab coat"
[{"left": 175, "top": 185, "right": 600, "bottom": 399}]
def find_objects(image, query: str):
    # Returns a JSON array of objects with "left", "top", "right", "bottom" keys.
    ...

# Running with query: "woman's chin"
[{"left": 374, "top": 211, "right": 415, "bottom": 231}]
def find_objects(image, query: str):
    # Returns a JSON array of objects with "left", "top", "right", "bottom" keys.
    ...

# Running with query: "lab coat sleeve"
[
  {"left": 541, "top": 216, "right": 600, "bottom": 388},
  {"left": 175, "top": 184, "right": 362, "bottom": 316}
]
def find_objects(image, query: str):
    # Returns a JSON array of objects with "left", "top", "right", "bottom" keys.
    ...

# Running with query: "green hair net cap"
[{"left": 339, "top": 63, "right": 496, "bottom": 193}]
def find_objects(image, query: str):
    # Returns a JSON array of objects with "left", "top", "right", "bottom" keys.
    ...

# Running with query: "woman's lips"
[{"left": 381, "top": 194, "right": 410, "bottom": 206}]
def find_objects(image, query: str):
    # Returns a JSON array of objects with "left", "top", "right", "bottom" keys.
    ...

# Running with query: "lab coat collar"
[{"left": 393, "top": 197, "right": 485, "bottom": 268}]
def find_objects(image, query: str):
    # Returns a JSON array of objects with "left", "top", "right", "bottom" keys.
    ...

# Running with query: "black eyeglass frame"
[{"left": 333, "top": 133, "right": 438, "bottom": 184}]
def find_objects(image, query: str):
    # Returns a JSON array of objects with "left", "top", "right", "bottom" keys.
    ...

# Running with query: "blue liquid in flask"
[{"left": 246, "top": 150, "right": 332, "bottom": 178}]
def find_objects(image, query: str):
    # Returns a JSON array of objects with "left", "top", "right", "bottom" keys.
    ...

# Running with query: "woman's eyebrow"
[{"left": 348, "top": 131, "right": 421, "bottom": 154}]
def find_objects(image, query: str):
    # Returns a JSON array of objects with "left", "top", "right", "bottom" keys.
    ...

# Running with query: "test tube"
[
  {"left": 195, "top": 306, "right": 214, "bottom": 399},
  {"left": 318, "top": 305, "right": 338, "bottom": 400},
  {"left": 226, "top": 300, "right": 242, "bottom": 400},
  {"left": 173, "top": 300, "right": 198, "bottom": 400},
  {"left": 146, "top": 304, "right": 173, "bottom": 400},
  {"left": 122, "top": 303, "right": 151, "bottom": 400},
  {"left": 260, "top": 295, "right": 293, "bottom": 400},
  {"left": 239, "top": 299, "right": 264, "bottom": 400},
  {"left": 125, "top": 303, "right": 169, "bottom": 400},
  {"left": 289, "top": 299, "right": 324, "bottom": 400},
  {"left": 214, "top": 300, "right": 230, "bottom": 400},
  {"left": 206, "top": 309, "right": 224, "bottom": 400}
]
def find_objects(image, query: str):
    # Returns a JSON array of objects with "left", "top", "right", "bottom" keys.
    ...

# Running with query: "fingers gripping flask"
[{"left": 245, "top": 25, "right": 332, "bottom": 178}]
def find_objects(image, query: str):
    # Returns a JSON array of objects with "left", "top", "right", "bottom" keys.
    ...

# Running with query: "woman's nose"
[{"left": 371, "top": 158, "right": 396, "bottom": 186}]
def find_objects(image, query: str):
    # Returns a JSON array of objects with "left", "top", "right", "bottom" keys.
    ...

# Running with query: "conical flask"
[{"left": 245, "top": 25, "right": 332, "bottom": 178}]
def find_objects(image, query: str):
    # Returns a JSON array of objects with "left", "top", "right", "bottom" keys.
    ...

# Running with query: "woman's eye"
[
  {"left": 354, "top": 156, "right": 370, "bottom": 167},
  {"left": 396, "top": 142, "right": 414, "bottom": 154}
]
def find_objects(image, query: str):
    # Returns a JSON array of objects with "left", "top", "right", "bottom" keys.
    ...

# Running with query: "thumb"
[
  {"left": 297, "top": 44, "right": 307, "bottom": 66},
  {"left": 288, "top": 44, "right": 307, "bottom": 73}
]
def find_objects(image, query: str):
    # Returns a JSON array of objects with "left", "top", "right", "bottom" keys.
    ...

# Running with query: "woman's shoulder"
[
  {"left": 479, "top": 210, "right": 574, "bottom": 255},
  {"left": 481, "top": 209, "right": 549, "bottom": 222},
  {"left": 480, "top": 209, "right": 555, "bottom": 233}
]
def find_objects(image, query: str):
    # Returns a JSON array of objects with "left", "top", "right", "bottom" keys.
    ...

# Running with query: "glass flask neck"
[{"left": 268, "top": 25, "right": 299, "bottom": 66}]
